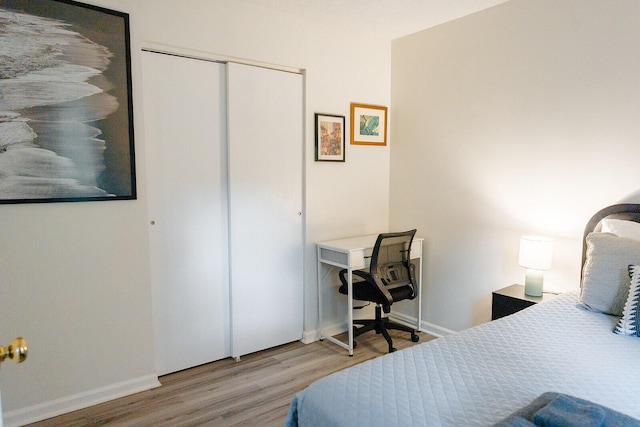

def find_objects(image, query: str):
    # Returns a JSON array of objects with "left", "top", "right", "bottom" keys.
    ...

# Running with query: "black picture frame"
[
  {"left": 0, "top": 0, "right": 136, "bottom": 204},
  {"left": 314, "top": 113, "right": 345, "bottom": 162}
]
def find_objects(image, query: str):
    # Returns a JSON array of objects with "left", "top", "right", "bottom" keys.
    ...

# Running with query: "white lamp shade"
[{"left": 518, "top": 236, "right": 554, "bottom": 270}]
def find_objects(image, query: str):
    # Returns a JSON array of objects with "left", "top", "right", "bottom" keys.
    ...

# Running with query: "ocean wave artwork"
[{"left": 0, "top": 1, "right": 135, "bottom": 203}]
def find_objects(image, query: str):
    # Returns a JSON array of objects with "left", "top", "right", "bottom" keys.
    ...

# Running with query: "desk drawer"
[
  {"left": 318, "top": 247, "right": 373, "bottom": 269},
  {"left": 354, "top": 242, "right": 420, "bottom": 269},
  {"left": 350, "top": 248, "right": 373, "bottom": 270},
  {"left": 319, "top": 247, "right": 348, "bottom": 266},
  {"left": 410, "top": 240, "right": 422, "bottom": 257}
]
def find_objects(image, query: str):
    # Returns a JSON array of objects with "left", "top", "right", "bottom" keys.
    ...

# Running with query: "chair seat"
[{"left": 339, "top": 279, "right": 414, "bottom": 307}]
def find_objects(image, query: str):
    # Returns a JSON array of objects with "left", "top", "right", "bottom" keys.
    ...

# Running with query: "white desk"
[{"left": 316, "top": 234, "right": 423, "bottom": 355}]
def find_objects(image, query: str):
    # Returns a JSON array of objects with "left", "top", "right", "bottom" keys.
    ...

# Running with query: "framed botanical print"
[
  {"left": 350, "top": 103, "right": 387, "bottom": 146},
  {"left": 315, "top": 113, "right": 345, "bottom": 162}
]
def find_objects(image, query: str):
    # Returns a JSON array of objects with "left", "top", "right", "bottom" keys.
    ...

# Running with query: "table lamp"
[{"left": 518, "top": 236, "right": 554, "bottom": 297}]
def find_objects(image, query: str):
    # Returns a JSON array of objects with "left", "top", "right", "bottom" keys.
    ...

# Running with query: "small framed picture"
[
  {"left": 315, "top": 113, "right": 346, "bottom": 162},
  {"left": 350, "top": 103, "right": 387, "bottom": 146}
]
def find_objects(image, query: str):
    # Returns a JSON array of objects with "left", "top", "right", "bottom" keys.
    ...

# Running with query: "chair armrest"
[
  {"left": 407, "top": 262, "right": 417, "bottom": 291},
  {"left": 365, "top": 273, "right": 394, "bottom": 306}
]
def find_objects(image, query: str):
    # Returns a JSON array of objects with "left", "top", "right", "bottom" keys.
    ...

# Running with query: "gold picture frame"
[{"left": 350, "top": 103, "right": 387, "bottom": 146}]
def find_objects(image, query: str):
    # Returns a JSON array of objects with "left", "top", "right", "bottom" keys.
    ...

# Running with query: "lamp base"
[{"left": 524, "top": 269, "right": 544, "bottom": 297}]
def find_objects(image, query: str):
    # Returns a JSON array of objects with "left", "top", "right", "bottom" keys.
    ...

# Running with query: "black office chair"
[{"left": 338, "top": 229, "right": 420, "bottom": 353}]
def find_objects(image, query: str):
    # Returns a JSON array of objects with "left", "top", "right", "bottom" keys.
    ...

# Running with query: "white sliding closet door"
[
  {"left": 227, "top": 63, "right": 304, "bottom": 359},
  {"left": 142, "top": 51, "right": 230, "bottom": 375}
]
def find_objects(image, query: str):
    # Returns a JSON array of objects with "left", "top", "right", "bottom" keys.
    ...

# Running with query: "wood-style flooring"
[{"left": 27, "top": 329, "right": 435, "bottom": 427}]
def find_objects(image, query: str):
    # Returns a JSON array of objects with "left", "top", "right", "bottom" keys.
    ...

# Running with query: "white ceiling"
[{"left": 240, "top": 0, "right": 509, "bottom": 40}]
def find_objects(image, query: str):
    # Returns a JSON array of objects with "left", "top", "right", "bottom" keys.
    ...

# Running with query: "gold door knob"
[{"left": 0, "top": 337, "right": 28, "bottom": 364}]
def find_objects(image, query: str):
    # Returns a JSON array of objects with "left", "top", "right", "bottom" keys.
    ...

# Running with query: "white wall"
[
  {"left": 390, "top": 0, "right": 640, "bottom": 331},
  {"left": 0, "top": 0, "right": 392, "bottom": 424}
]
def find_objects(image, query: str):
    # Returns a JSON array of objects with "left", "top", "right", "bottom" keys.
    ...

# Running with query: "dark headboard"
[{"left": 581, "top": 203, "right": 640, "bottom": 269}]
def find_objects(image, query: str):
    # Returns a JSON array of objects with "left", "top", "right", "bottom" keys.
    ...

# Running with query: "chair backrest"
[{"left": 370, "top": 230, "right": 417, "bottom": 287}]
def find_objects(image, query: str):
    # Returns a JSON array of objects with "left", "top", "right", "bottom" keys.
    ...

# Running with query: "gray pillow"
[{"left": 581, "top": 232, "right": 640, "bottom": 316}]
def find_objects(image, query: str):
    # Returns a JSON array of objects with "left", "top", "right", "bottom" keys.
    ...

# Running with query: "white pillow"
[
  {"left": 613, "top": 265, "right": 640, "bottom": 337},
  {"left": 601, "top": 218, "right": 640, "bottom": 241},
  {"left": 581, "top": 232, "right": 640, "bottom": 316}
]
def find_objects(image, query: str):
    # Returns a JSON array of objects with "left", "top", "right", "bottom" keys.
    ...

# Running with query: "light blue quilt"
[{"left": 285, "top": 292, "right": 640, "bottom": 426}]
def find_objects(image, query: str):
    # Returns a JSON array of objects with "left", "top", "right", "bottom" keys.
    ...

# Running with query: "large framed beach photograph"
[
  {"left": 315, "top": 113, "right": 345, "bottom": 162},
  {"left": 350, "top": 103, "right": 387, "bottom": 146},
  {"left": 0, "top": 0, "right": 136, "bottom": 204}
]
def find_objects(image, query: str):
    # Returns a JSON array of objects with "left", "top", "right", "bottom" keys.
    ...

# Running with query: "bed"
[{"left": 286, "top": 204, "right": 640, "bottom": 426}]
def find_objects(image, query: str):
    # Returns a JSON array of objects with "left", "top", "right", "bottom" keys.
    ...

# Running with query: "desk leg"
[
  {"left": 317, "top": 250, "right": 326, "bottom": 341},
  {"left": 417, "top": 255, "right": 423, "bottom": 332},
  {"left": 347, "top": 267, "right": 354, "bottom": 356},
  {"left": 316, "top": 247, "right": 355, "bottom": 356}
]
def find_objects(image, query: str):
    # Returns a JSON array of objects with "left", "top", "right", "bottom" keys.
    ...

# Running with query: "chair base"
[{"left": 353, "top": 305, "right": 419, "bottom": 353}]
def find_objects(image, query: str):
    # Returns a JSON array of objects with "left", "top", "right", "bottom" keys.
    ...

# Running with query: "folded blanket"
[
  {"left": 533, "top": 394, "right": 604, "bottom": 427},
  {"left": 494, "top": 392, "right": 640, "bottom": 427}
]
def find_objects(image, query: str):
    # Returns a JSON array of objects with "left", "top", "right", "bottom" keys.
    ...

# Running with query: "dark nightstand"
[{"left": 491, "top": 284, "right": 556, "bottom": 320}]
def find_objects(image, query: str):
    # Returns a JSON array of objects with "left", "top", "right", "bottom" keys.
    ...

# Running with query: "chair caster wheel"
[{"left": 411, "top": 333, "right": 419, "bottom": 342}]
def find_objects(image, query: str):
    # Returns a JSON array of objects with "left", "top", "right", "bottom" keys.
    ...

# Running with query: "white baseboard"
[
  {"left": 4, "top": 374, "right": 161, "bottom": 427},
  {"left": 301, "top": 314, "right": 455, "bottom": 345},
  {"left": 418, "top": 320, "right": 456, "bottom": 337},
  {"left": 301, "top": 320, "right": 348, "bottom": 345},
  {"left": 301, "top": 329, "right": 319, "bottom": 344},
  {"left": 388, "top": 312, "right": 456, "bottom": 338}
]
